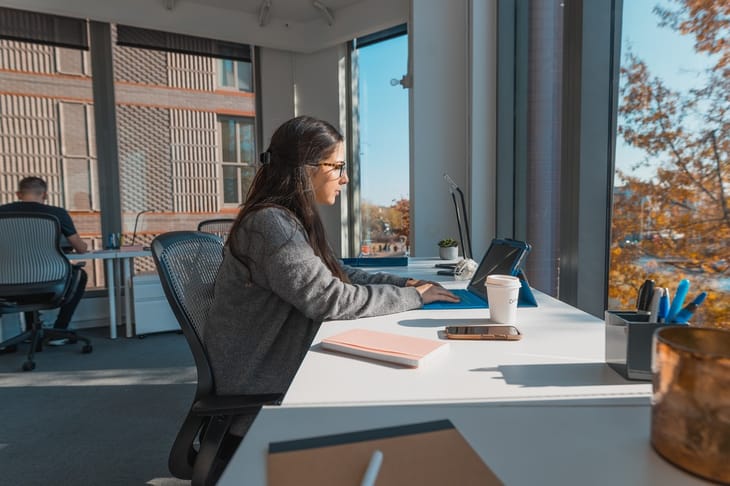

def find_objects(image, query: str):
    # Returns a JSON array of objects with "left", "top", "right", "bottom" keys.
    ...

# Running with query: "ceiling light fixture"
[
  {"left": 312, "top": 0, "right": 334, "bottom": 26},
  {"left": 258, "top": 0, "right": 272, "bottom": 27}
]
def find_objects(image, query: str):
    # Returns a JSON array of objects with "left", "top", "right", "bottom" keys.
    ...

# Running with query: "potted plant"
[{"left": 438, "top": 238, "right": 459, "bottom": 260}]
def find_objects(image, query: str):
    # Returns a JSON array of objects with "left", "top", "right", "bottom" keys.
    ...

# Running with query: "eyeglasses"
[{"left": 317, "top": 161, "right": 347, "bottom": 178}]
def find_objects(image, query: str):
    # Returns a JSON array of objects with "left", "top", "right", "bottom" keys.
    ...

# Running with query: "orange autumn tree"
[{"left": 611, "top": 0, "right": 729, "bottom": 327}]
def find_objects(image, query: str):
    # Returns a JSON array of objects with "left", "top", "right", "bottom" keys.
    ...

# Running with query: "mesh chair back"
[
  {"left": 197, "top": 218, "right": 235, "bottom": 240},
  {"left": 0, "top": 212, "right": 71, "bottom": 307},
  {"left": 151, "top": 231, "right": 224, "bottom": 394}
]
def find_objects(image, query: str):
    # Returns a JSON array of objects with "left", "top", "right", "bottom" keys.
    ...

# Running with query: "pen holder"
[{"left": 605, "top": 310, "right": 663, "bottom": 381}]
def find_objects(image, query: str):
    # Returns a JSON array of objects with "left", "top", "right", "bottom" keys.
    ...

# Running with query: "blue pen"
[
  {"left": 673, "top": 292, "right": 707, "bottom": 324},
  {"left": 666, "top": 279, "right": 690, "bottom": 324},
  {"left": 657, "top": 288, "right": 670, "bottom": 323}
]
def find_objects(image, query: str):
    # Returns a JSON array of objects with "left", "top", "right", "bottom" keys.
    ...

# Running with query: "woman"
[{"left": 205, "top": 115, "right": 458, "bottom": 435}]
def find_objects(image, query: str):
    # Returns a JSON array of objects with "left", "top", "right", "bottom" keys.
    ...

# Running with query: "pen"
[
  {"left": 666, "top": 279, "right": 690, "bottom": 324},
  {"left": 657, "top": 288, "right": 669, "bottom": 323},
  {"left": 672, "top": 291, "right": 707, "bottom": 324},
  {"left": 647, "top": 288, "right": 662, "bottom": 323},
  {"left": 636, "top": 279, "right": 654, "bottom": 311},
  {"left": 361, "top": 449, "right": 383, "bottom": 486}
]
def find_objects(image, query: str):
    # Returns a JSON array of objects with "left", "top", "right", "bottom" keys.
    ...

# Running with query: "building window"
[
  {"left": 219, "top": 116, "right": 256, "bottom": 204},
  {"left": 218, "top": 59, "right": 252, "bottom": 92}
]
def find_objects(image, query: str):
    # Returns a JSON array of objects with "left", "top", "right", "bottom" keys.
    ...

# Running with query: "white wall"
[
  {"left": 409, "top": 0, "right": 496, "bottom": 257},
  {"left": 411, "top": 0, "right": 468, "bottom": 256},
  {"left": 468, "top": 0, "right": 497, "bottom": 259},
  {"left": 258, "top": 45, "right": 349, "bottom": 255},
  {"left": 258, "top": 47, "right": 296, "bottom": 149}
]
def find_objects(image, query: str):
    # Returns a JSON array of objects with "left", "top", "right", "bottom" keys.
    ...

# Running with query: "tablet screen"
[{"left": 467, "top": 240, "right": 529, "bottom": 299}]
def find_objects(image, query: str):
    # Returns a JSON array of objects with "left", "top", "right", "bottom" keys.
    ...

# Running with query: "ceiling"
[{"left": 185, "top": 0, "right": 364, "bottom": 23}]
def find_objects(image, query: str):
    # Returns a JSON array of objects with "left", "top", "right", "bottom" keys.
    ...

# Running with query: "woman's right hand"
[{"left": 415, "top": 283, "right": 460, "bottom": 304}]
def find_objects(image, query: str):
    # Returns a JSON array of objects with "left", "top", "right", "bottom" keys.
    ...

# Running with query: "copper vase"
[{"left": 651, "top": 326, "right": 730, "bottom": 484}]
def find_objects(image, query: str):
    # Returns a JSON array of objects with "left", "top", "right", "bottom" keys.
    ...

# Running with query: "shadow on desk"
[{"left": 473, "top": 362, "right": 630, "bottom": 387}]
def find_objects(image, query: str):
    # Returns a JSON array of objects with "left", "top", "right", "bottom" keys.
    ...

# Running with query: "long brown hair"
[{"left": 228, "top": 115, "right": 348, "bottom": 282}]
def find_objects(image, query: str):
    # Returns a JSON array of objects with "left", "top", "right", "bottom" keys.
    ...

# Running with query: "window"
[
  {"left": 351, "top": 27, "right": 410, "bottom": 256},
  {"left": 609, "top": 1, "right": 729, "bottom": 327},
  {"left": 219, "top": 116, "right": 256, "bottom": 205},
  {"left": 0, "top": 37, "right": 103, "bottom": 287},
  {"left": 218, "top": 59, "right": 252, "bottom": 92}
]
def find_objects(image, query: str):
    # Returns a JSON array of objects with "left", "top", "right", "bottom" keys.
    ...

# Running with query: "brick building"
[{"left": 0, "top": 30, "right": 256, "bottom": 284}]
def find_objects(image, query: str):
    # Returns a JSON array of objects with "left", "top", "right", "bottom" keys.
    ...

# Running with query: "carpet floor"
[{"left": 0, "top": 327, "right": 196, "bottom": 485}]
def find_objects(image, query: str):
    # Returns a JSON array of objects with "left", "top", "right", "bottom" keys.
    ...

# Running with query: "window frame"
[
  {"left": 217, "top": 114, "right": 256, "bottom": 207},
  {"left": 216, "top": 58, "right": 253, "bottom": 92}
]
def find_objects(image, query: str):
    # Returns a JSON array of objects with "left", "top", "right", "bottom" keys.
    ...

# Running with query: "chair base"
[{"left": 0, "top": 313, "right": 92, "bottom": 371}]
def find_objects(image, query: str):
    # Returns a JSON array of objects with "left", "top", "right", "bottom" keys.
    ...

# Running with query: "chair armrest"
[
  {"left": 72, "top": 262, "right": 86, "bottom": 268},
  {"left": 192, "top": 393, "right": 284, "bottom": 416}
]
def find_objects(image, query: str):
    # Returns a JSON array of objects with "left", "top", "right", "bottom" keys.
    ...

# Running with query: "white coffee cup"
[{"left": 485, "top": 274, "right": 521, "bottom": 325}]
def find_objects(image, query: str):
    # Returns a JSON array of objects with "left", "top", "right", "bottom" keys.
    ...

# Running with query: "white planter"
[{"left": 439, "top": 246, "right": 458, "bottom": 260}]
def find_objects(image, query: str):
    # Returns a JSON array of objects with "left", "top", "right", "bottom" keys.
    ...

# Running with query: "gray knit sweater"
[{"left": 204, "top": 207, "right": 422, "bottom": 433}]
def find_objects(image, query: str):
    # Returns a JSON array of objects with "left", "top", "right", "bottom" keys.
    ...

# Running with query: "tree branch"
[{"left": 708, "top": 130, "right": 730, "bottom": 225}]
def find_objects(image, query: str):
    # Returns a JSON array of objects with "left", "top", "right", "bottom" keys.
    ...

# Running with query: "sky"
[
  {"left": 615, "top": 0, "right": 715, "bottom": 180},
  {"left": 356, "top": 35, "right": 410, "bottom": 207}
]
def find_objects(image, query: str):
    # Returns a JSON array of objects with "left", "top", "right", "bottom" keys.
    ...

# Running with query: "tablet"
[{"left": 466, "top": 238, "right": 531, "bottom": 300}]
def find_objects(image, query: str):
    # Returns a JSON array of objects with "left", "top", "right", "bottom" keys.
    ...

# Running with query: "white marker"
[{"left": 360, "top": 449, "right": 383, "bottom": 486}]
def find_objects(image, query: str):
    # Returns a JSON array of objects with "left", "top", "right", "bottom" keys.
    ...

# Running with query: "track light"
[
  {"left": 312, "top": 0, "right": 334, "bottom": 26},
  {"left": 258, "top": 0, "right": 272, "bottom": 27}
]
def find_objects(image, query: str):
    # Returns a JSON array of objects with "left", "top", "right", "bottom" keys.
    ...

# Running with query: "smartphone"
[{"left": 444, "top": 325, "right": 522, "bottom": 341}]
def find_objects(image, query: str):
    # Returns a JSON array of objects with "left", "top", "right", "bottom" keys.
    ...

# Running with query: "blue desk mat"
[{"left": 423, "top": 278, "right": 538, "bottom": 310}]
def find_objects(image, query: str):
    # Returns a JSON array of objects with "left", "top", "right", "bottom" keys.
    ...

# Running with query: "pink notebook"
[{"left": 320, "top": 329, "right": 448, "bottom": 367}]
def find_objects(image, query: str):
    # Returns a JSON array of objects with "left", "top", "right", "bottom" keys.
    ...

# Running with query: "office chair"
[
  {"left": 151, "top": 231, "right": 282, "bottom": 486},
  {"left": 196, "top": 218, "right": 235, "bottom": 240},
  {"left": 0, "top": 212, "right": 92, "bottom": 371}
]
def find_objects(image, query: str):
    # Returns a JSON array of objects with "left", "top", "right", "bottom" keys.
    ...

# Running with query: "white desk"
[
  {"left": 218, "top": 258, "right": 698, "bottom": 485},
  {"left": 284, "top": 259, "right": 650, "bottom": 407},
  {"left": 68, "top": 246, "right": 151, "bottom": 339},
  {"left": 219, "top": 401, "right": 708, "bottom": 486}
]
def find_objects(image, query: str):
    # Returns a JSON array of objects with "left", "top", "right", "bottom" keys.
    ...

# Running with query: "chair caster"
[
  {"left": 22, "top": 360, "right": 36, "bottom": 371},
  {"left": 82, "top": 344, "right": 93, "bottom": 354}
]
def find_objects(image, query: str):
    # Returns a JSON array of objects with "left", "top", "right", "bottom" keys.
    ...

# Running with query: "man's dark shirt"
[{"left": 0, "top": 202, "right": 79, "bottom": 249}]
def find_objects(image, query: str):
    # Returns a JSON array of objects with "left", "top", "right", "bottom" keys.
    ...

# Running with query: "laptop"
[{"left": 423, "top": 238, "right": 536, "bottom": 310}]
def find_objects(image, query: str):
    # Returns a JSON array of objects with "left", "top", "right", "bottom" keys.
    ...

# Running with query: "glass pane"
[
  {"left": 219, "top": 59, "right": 235, "bottom": 87},
  {"left": 237, "top": 61, "right": 253, "bottom": 92},
  {"left": 220, "top": 119, "right": 237, "bottom": 162},
  {"left": 610, "top": 2, "right": 729, "bottom": 328},
  {"left": 356, "top": 34, "right": 410, "bottom": 256},
  {"left": 112, "top": 28, "right": 257, "bottom": 275},
  {"left": 240, "top": 165, "right": 256, "bottom": 202},
  {"left": 222, "top": 165, "right": 239, "bottom": 204},
  {"left": 238, "top": 120, "right": 255, "bottom": 165},
  {"left": 0, "top": 39, "right": 104, "bottom": 287}
]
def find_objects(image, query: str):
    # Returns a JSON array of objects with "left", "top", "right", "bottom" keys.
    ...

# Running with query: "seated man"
[{"left": 0, "top": 177, "right": 88, "bottom": 345}]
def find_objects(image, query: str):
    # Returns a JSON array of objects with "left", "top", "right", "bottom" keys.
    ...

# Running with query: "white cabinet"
[{"left": 133, "top": 273, "right": 179, "bottom": 336}]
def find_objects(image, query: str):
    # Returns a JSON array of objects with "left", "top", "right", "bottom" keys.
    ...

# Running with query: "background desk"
[{"left": 68, "top": 247, "right": 150, "bottom": 339}]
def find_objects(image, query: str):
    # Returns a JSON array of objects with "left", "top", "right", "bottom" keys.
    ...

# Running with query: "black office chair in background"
[
  {"left": 151, "top": 231, "right": 282, "bottom": 486},
  {"left": 0, "top": 212, "right": 92, "bottom": 371},
  {"left": 196, "top": 218, "right": 235, "bottom": 241}
]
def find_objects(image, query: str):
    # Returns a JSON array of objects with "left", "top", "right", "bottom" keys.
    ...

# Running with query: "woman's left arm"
[{"left": 341, "top": 264, "right": 443, "bottom": 288}]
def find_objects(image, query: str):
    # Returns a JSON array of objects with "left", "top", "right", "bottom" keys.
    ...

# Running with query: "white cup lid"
[{"left": 485, "top": 274, "right": 521, "bottom": 288}]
